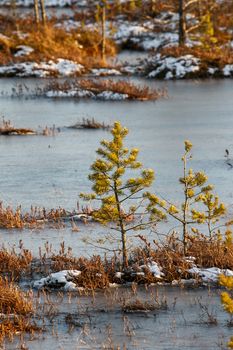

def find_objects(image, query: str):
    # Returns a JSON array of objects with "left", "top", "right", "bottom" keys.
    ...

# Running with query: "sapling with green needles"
[
  {"left": 80, "top": 121, "right": 165, "bottom": 270},
  {"left": 145, "top": 140, "right": 226, "bottom": 255}
]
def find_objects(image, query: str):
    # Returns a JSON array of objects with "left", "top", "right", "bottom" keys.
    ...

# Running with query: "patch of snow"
[
  {"left": 14, "top": 45, "right": 34, "bottom": 57},
  {"left": 120, "top": 66, "right": 138, "bottom": 75},
  {"left": 223, "top": 64, "right": 233, "bottom": 77},
  {"left": 46, "top": 90, "right": 95, "bottom": 98},
  {"left": 188, "top": 267, "right": 233, "bottom": 283},
  {"left": 33, "top": 270, "right": 81, "bottom": 290},
  {"left": 140, "top": 261, "right": 164, "bottom": 279},
  {"left": 54, "top": 59, "right": 83, "bottom": 76},
  {"left": 141, "top": 38, "right": 163, "bottom": 51},
  {"left": 165, "top": 71, "right": 173, "bottom": 80},
  {"left": 0, "top": 59, "right": 84, "bottom": 77},
  {"left": 147, "top": 261, "right": 164, "bottom": 279},
  {"left": 96, "top": 91, "right": 129, "bottom": 100},
  {"left": 115, "top": 271, "right": 123, "bottom": 279},
  {"left": 109, "top": 283, "right": 121, "bottom": 288},
  {"left": 148, "top": 54, "right": 200, "bottom": 79},
  {"left": 91, "top": 68, "right": 122, "bottom": 77},
  {"left": 114, "top": 23, "right": 148, "bottom": 41},
  {"left": 208, "top": 67, "right": 218, "bottom": 75}
]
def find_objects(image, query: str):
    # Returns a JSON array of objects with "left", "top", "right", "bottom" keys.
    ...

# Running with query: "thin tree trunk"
[
  {"left": 10, "top": 0, "right": 16, "bottom": 17},
  {"left": 114, "top": 184, "right": 128, "bottom": 271},
  {"left": 34, "top": 0, "right": 39, "bottom": 25},
  {"left": 101, "top": 4, "right": 106, "bottom": 62},
  {"left": 183, "top": 150, "right": 188, "bottom": 255},
  {"left": 39, "top": 0, "right": 47, "bottom": 25},
  {"left": 178, "top": 0, "right": 186, "bottom": 45}
]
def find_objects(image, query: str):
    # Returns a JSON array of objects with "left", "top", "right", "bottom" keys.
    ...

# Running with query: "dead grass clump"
[
  {"left": 134, "top": 231, "right": 233, "bottom": 282},
  {"left": 0, "top": 277, "right": 36, "bottom": 343},
  {"left": 52, "top": 255, "right": 114, "bottom": 290},
  {"left": 0, "top": 248, "right": 32, "bottom": 281},
  {"left": 0, "top": 118, "right": 35, "bottom": 136},
  {"left": 0, "top": 202, "right": 65, "bottom": 229},
  {"left": 69, "top": 117, "right": 110, "bottom": 130},
  {"left": 0, "top": 203, "right": 25, "bottom": 229},
  {"left": 0, "top": 277, "right": 33, "bottom": 315},
  {"left": 122, "top": 298, "right": 162, "bottom": 313},
  {"left": 186, "top": 232, "right": 233, "bottom": 270},
  {"left": 78, "top": 79, "right": 166, "bottom": 100},
  {"left": 44, "top": 79, "right": 166, "bottom": 101}
]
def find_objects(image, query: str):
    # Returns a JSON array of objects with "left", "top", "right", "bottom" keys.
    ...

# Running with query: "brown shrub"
[
  {"left": 45, "top": 79, "right": 167, "bottom": 101},
  {"left": 0, "top": 248, "right": 32, "bottom": 281},
  {"left": 0, "top": 277, "right": 37, "bottom": 343},
  {"left": 0, "top": 277, "right": 33, "bottom": 315}
]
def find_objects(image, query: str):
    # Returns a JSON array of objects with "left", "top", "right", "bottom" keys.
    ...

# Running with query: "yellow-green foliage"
[
  {"left": 146, "top": 140, "right": 226, "bottom": 253},
  {"left": 80, "top": 121, "right": 164, "bottom": 269},
  {"left": 201, "top": 12, "right": 218, "bottom": 48},
  {"left": 219, "top": 275, "right": 233, "bottom": 348}
]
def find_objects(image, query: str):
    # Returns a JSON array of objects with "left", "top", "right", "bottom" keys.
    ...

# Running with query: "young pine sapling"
[{"left": 80, "top": 121, "right": 165, "bottom": 270}]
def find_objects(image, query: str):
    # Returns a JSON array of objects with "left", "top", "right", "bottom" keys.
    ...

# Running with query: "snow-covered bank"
[
  {"left": 33, "top": 264, "right": 233, "bottom": 291},
  {"left": 188, "top": 267, "right": 233, "bottom": 283},
  {"left": 0, "top": 59, "right": 84, "bottom": 78},
  {"left": 145, "top": 54, "right": 233, "bottom": 79},
  {"left": 0, "top": 55, "right": 232, "bottom": 79}
]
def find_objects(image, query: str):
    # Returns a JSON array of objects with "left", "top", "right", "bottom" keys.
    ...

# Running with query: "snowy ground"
[
  {"left": 33, "top": 262, "right": 233, "bottom": 292},
  {"left": 0, "top": 55, "right": 232, "bottom": 79},
  {"left": 0, "top": 59, "right": 85, "bottom": 77},
  {"left": 0, "top": 5, "right": 232, "bottom": 79}
]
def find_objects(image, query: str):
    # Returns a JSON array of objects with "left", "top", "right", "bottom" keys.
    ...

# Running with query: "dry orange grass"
[
  {"left": 134, "top": 231, "right": 233, "bottom": 282},
  {"left": 0, "top": 277, "right": 33, "bottom": 315},
  {"left": 0, "top": 248, "right": 32, "bottom": 281},
  {"left": 187, "top": 233, "right": 233, "bottom": 270},
  {"left": 0, "top": 16, "right": 116, "bottom": 66},
  {"left": 79, "top": 79, "right": 166, "bottom": 100},
  {"left": 45, "top": 79, "right": 166, "bottom": 100},
  {"left": 161, "top": 45, "right": 233, "bottom": 68},
  {"left": 0, "top": 277, "right": 36, "bottom": 343},
  {"left": 0, "top": 203, "right": 25, "bottom": 229}
]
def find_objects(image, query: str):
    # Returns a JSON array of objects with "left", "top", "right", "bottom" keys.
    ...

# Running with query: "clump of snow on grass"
[
  {"left": 33, "top": 270, "right": 81, "bottom": 291},
  {"left": 223, "top": 64, "right": 233, "bottom": 77},
  {"left": 147, "top": 261, "right": 164, "bottom": 278},
  {"left": 147, "top": 54, "right": 200, "bottom": 79},
  {"left": 114, "top": 22, "right": 148, "bottom": 43},
  {"left": 54, "top": 59, "right": 84, "bottom": 76},
  {"left": 14, "top": 45, "right": 34, "bottom": 57},
  {"left": 139, "top": 261, "right": 164, "bottom": 279},
  {"left": 208, "top": 67, "right": 219, "bottom": 75},
  {"left": 115, "top": 272, "right": 123, "bottom": 279},
  {"left": 188, "top": 267, "right": 233, "bottom": 283},
  {"left": 91, "top": 68, "right": 122, "bottom": 77},
  {"left": 0, "top": 59, "right": 84, "bottom": 77},
  {"left": 96, "top": 91, "right": 128, "bottom": 100},
  {"left": 45, "top": 90, "right": 94, "bottom": 98},
  {"left": 45, "top": 89, "right": 128, "bottom": 100}
]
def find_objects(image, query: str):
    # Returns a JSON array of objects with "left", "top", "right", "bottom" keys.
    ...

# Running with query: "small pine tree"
[
  {"left": 80, "top": 121, "right": 165, "bottom": 270},
  {"left": 145, "top": 140, "right": 226, "bottom": 254}
]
